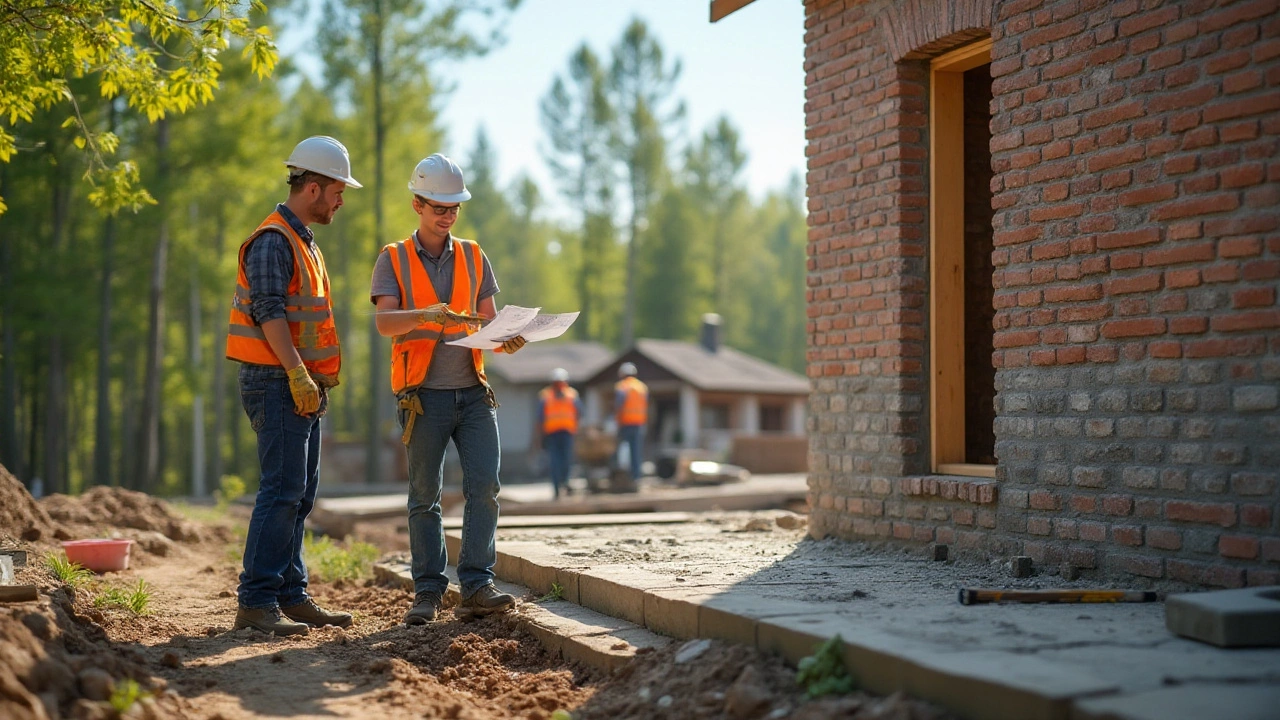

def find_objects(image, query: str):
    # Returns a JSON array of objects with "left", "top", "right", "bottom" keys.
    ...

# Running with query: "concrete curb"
[{"left": 373, "top": 559, "right": 670, "bottom": 673}]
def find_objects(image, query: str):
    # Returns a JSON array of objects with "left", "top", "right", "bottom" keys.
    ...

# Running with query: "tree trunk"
[
  {"left": 0, "top": 163, "right": 18, "bottom": 476},
  {"left": 137, "top": 119, "right": 170, "bottom": 492},
  {"left": 621, "top": 204, "right": 639, "bottom": 347},
  {"left": 189, "top": 203, "right": 206, "bottom": 496},
  {"left": 93, "top": 210, "right": 117, "bottom": 486},
  {"left": 365, "top": 6, "right": 387, "bottom": 485},
  {"left": 43, "top": 162, "right": 72, "bottom": 495},
  {"left": 208, "top": 211, "right": 228, "bottom": 491}
]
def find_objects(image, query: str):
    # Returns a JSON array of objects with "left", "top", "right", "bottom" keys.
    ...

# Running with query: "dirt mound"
[
  {"left": 0, "top": 588, "right": 185, "bottom": 719},
  {"left": 42, "top": 486, "right": 218, "bottom": 545},
  {"left": 0, "top": 463, "right": 61, "bottom": 544}
]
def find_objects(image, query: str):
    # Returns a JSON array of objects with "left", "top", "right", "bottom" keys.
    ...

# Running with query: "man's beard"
[{"left": 310, "top": 197, "right": 335, "bottom": 225}]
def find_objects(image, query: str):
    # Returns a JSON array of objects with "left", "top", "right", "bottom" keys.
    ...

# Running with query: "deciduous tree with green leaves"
[{"left": 0, "top": 0, "right": 278, "bottom": 215}]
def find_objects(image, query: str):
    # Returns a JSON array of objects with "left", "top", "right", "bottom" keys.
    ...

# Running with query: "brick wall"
[{"left": 804, "top": 0, "right": 1279, "bottom": 587}]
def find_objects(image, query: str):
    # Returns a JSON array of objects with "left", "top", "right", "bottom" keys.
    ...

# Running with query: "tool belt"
[{"left": 395, "top": 384, "right": 499, "bottom": 446}]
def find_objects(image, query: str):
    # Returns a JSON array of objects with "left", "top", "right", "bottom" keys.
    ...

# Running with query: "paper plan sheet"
[{"left": 445, "top": 305, "right": 578, "bottom": 349}]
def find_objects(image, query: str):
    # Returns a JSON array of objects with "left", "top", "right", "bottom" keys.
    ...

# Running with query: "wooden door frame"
[{"left": 929, "top": 38, "right": 995, "bottom": 480}]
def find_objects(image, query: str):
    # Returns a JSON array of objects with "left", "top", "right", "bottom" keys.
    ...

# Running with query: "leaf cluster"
[
  {"left": 93, "top": 578, "right": 152, "bottom": 614},
  {"left": 796, "top": 634, "right": 857, "bottom": 698},
  {"left": 303, "top": 532, "right": 380, "bottom": 582},
  {"left": 0, "top": 0, "right": 278, "bottom": 214},
  {"left": 44, "top": 552, "right": 93, "bottom": 587}
]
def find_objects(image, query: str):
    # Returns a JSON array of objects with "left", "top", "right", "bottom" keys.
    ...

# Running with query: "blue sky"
[{"left": 285, "top": 0, "right": 806, "bottom": 214}]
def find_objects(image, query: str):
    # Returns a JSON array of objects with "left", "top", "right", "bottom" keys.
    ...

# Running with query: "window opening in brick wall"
[
  {"left": 930, "top": 39, "right": 996, "bottom": 479},
  {"left": 760, "top": 404, "right": 785, "bottom": 432}
]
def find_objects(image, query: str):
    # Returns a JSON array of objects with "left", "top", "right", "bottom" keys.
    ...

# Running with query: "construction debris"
[{"left": 1166, "top": 587, "right": 1280, "bottom": 648}]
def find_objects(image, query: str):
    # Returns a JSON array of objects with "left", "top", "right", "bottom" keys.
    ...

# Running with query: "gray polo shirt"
[{"left": 370, "top": 232, "right": 499, "bottom": 390}]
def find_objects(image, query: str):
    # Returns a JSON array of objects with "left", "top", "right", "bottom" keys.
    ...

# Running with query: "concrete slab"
[
  {"left": 577, "top": 565, "right": 678, "bottom": 627},
  {"left": 483, "top": 511, "right": 1280, "bottom": 720},
  {"left": 501, "top": 474, "right": 808, "bottom": 516},
  {"left": 1071, "top": 684, "right": 1280, "bottom": 720},
  {"left": 1165, "top": 587, "right": 1280, "bottom": 648}
]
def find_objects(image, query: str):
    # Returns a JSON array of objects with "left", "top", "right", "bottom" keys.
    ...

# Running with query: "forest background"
[{"left": 0, "top": 0, "right": 808, "bottom": 496}]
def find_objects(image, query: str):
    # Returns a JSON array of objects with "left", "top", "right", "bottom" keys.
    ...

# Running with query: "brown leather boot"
[
  {"left": 403, "top": 592, "right": 443, "bottom": 625},
  {"left": 234, "top": 606, "right": 310, "bottom": 636},
  {"left": 281, "top": 599, "right": 353, "bottom": 628},
  {"left": 458, "top": 584, "right": 515, "bottom": 617}
]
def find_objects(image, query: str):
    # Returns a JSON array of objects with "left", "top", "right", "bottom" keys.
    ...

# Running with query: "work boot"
[
  {"left": 403, "top": 592, "right": 442, "bottom": 625},
  {"left": 458, "top": 584, "right": 515, "bottom": 617},
  {"left": 282, "top": 599, "right": 353, "bottom": 628},
  {"left": 234, "top": 605, "right": 310, "bottom": 636}
]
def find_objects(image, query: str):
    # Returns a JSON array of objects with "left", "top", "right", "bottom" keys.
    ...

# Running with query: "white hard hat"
[
  {"left": 551, "top": 368, "right": 570, "bottom": 383},
  {"left": 408, "top": 153, "right": 471, "bottom": 203},
  {"left": 618, "top": 362, "right": 637, "bottom": 378},
  {"left": 285, "top": 136, "right": 362, "bottom": 188}
]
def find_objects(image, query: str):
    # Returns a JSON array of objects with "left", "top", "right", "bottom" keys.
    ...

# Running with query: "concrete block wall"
[{"left": 804, "top": 0, "right": 1279, "bottom": 587}]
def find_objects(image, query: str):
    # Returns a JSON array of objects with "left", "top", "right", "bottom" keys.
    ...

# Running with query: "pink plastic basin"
[{"left": 61, "top": 539, "right": 133, "bottom": 573}]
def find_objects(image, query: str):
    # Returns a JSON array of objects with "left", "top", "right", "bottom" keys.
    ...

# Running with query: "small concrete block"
[
  {"left": 933, "top": 544, "right": 949, "bottom": 562},
  {"left": 1010, "top": 556, "right": 1034, "bottom": 578},
  {"left": 0, "top": 556, "right": 13, "bottom": 584},
  {"left": 1165, "top": 587, "right": 1280, "bottom": 648},
  {"left": 1071, "top": 683, "right": 1280, "bottom": 720},
  {"left": 373, "top": 561, "right": 414, "bottom": 591},
  {"left": 577, "top": 566, "right": 675, "bottom": 627},
  {"left": 643, "top": 588, "right": 711, "bottom": 640},
  {"left": 0, "top": 549, "right": 28, "bottom": 567},
  {"left": 1061, "top": 563, "right": 1081, "bottom": 581}
]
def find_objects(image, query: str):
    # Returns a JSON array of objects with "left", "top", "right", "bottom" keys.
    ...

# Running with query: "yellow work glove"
[
  {"left": 498, "top": 336, "right": 526, "bottom": 354},
  {"left": 286, "top": 364, "right": 321, "bottom": 415},
  {"left": 416, "top": 303, "right": 483, "bottom": 327}
]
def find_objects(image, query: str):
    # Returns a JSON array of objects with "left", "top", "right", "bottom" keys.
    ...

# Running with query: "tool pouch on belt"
[{"left": 396, "top": 393, "right": 423, "bottom": 446}]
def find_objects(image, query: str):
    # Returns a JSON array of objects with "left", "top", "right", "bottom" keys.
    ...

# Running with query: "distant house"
[
  {"left": 582, "top": 316, "right": 809, "bottom": 474},
  {"left": 486, "top": 341, "right": 613, "bottom": 478}
]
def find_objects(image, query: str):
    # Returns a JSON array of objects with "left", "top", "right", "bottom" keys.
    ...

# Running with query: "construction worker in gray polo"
[{"left": 370, "top": 153, "right": 526, "bottom": 624}]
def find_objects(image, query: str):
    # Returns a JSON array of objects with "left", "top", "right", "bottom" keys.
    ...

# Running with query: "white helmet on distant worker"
[
  {"left": 551, "top": 368, "right": 570, "bottom": 383},
  {"left": 408, "top": 153, "right": 471, "bottom": 203},
  {"left": 618, "top": 362, "right": 637, "bottom": 378},
  {"left": 284, "top": 136, "right": 362, "bottom": 188}
]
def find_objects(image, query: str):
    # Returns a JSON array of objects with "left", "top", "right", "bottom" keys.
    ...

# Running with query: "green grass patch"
[
  {"left": 538, "top": 582, "right": 565, "bottom": 602},
  {"left": 93, "top": 579, "right": 151, "bottom": 615},
  {"left": 109, "top": 678, "right": 150, "bottom": 713},
  {"left": 45, "top": 553, "right": 93, "bottom": 588},
  {"left": 796, "top": 634, "right": 856, "bottom": 698},
  {"left": 303, "top": 533, "right": 380, "bottom": 582}
]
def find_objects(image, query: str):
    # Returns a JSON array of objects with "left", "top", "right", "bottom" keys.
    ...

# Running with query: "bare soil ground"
[{"left": 2, "top": 465, "right": 955, "bottom": 719}]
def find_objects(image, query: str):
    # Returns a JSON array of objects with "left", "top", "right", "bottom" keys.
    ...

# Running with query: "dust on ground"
[{"left": 2, "top": 467, "right": 955, "bottom": 719}]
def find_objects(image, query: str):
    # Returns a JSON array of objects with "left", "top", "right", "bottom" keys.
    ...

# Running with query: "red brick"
[
  {"left": 1112, "top": 526, "right": 1143, "bottom": 546},
  {"left": 1211, "top": 309, "right": 1280, "bottom": 332},
  {"left": 1117, "top": 554, "right": 1164, "bottom": 578},
  {"left": 1101, "top": 318, "right": 1166, "bottom": 338},
  {"left": 1241, "top": 505, "right": 1272, "bottom": 528},
  {"left": 1106, "top": 273, "right": 1162, "bottom": 295},
  {"left": 1147, "top": 527, "right": 1183, "bottom": 550},
  {"left": 1167, "top": 500, "right": 1237, "bottom": 527},
  {"left": 1234, "top": 287, "right": 1276, "bottom": 308},
  {"left": 1220, "top": 535, "right": 1261, "bottom": 560}
]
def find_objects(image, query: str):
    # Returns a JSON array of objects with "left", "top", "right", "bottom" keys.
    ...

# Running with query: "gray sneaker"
[
  {"left": 234, "top": 605, "right": 310, "bottom": 636},
  {"left": 458, "top": 584, "right": 515, "bottom": 617},
  {"left": 404, "top": 592, "right": 442, "bottom": 625}
]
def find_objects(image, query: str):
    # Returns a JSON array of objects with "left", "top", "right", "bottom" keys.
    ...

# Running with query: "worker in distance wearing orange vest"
[
  {"left": 615, "top": 362, "right": 649, "bottom": 482},
  {"left": 538, "top": 368, "right": 581, "bottom": 500},
  {"left": 371, "top": 153, "right": 525, "bottom": 625},
  {"left": 225, "top": 136, "right": 361, "bottom": 636}
]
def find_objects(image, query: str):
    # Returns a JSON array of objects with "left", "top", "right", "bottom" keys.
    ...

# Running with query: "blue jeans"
[
  {"left": 545, "top": 430, "right": 574, "bottom": 498},
  {"left": 237, "top": 376, "right": 323, "bottom": 609},
  {"left": 618, "top": 424, "right": 644, "bottom": 480},
  {"left": 399, "top": 385, "right": 500, "bottom": 597}
]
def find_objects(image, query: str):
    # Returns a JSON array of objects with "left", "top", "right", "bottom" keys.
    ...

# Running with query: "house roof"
[
  {"left": 485, "top": 341, "right": 613, "bottom": 385},
  {"left": 589, "top": 339, "right": 809, "bottom": 395}
]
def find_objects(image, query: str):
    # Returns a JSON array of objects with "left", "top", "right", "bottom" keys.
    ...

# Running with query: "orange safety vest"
[
  {"left": 615, "top": 377, "right": 648, "bottom": 427},
  {"left": 540, "top": 385, "right": 579, "bottom": 434},
  {"left": 386, "top": 236, "right": 488, "bottom": 394},
  {"left": 225, "top": 211, "right": 341, "bottom": 382}
]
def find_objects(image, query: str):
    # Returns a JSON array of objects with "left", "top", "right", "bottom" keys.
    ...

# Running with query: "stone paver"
[{"left": 1165, "top": 586, "right": 1280, "bottom": 648}]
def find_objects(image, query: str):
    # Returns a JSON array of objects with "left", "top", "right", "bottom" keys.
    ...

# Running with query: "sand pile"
[
  {"left": 0, "top": 463, "right": 61, "bottom": 544},
  {"left": 42, "top": 486, "right": 215, "bottom": 545}
]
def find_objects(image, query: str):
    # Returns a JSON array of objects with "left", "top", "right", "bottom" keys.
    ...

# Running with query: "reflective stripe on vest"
[
  {"left": 387, "top": 236, "right": 487, "bottom": 394},
  {"left": 615, "top": 377, "right": 648, "bottom": 426},
  {"left": 224, "top": 212, "right": 342, "bottom": 381},
  {"left": 540, "top": 386, "right": 579, "bottom": 434}
]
